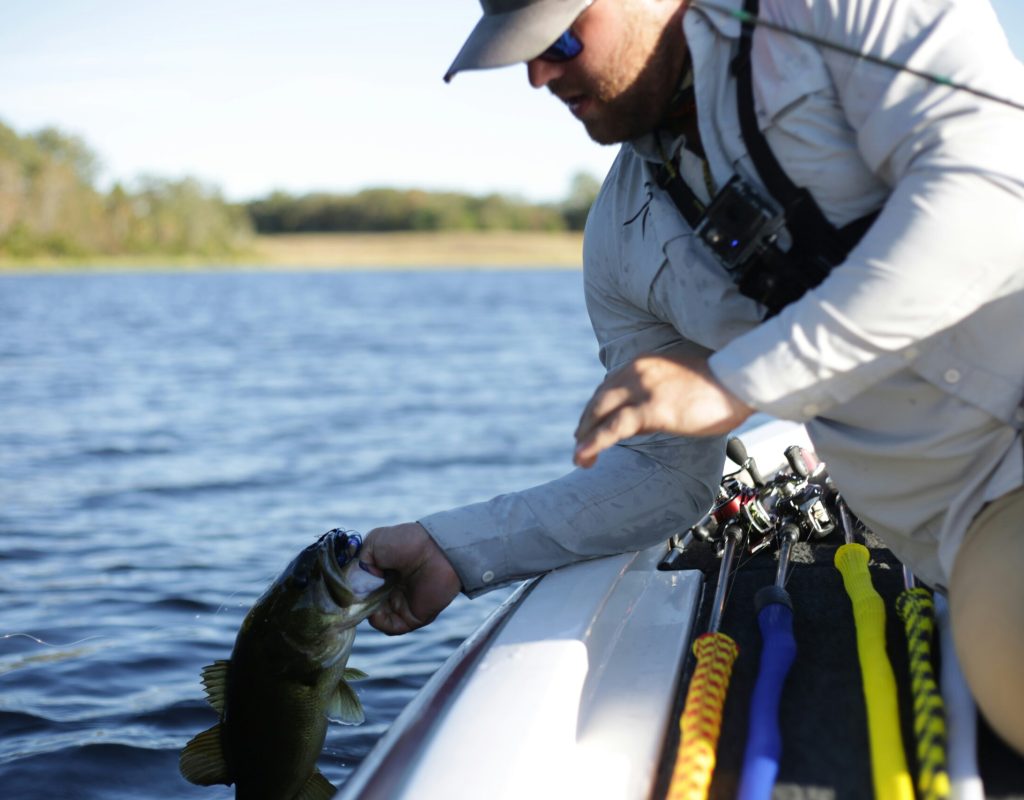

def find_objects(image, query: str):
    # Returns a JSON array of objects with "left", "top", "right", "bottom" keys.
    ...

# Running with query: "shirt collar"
[{"left": 686, "top": 0, "right": 744, "bottom": 40}]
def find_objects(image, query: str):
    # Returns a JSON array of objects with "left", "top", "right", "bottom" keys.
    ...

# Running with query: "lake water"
[{"left": 0, "top": 269, "right": 604, "bottom": 799}]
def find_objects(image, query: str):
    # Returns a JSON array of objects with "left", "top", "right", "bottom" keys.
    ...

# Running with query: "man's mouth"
[{"left": 562, "top": 94, "right": 591, "bottom": 118}]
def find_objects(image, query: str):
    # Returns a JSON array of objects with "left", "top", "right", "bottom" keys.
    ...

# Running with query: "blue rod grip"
[{"left": 738, "top": 585, "right": 797, "bottom": 800}]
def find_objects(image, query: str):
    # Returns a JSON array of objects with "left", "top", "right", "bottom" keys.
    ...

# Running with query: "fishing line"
[
  {"left": 0, "top": 632, "right": 104, "bottom": 648},
  {"left": 691, "top": 0, "right": 1024, "bottom": 114},
  {"left": 214, "top": 588, "right": 261, "bottom": 617},
  {"left": 721, "top": 528, "right": 753, "bottom": 615}
]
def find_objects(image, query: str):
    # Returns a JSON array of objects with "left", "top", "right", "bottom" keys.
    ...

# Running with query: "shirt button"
[
  {"left": 801, "top": 403, "right": 819, "bottom": 417},
  {"left": 943, "top": 368, "right": 961, "bottom": 384},
  {"left": 481, "top": 570, "right": 495, "bottom": 584}
]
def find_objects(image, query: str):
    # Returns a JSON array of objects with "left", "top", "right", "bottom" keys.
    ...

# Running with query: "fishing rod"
[
  {"left": 835, "top": 497, "right": 915, "bottom": 800},
  {"left": 690, "top": 0, "right": 1024, "bottom": 114},
  {"left": 667, "top": 441, "right": 761, "bottom": 800},
  {"left": 737, "top": 444, "right": 835, "bottom": 800},
  {"left": 933, "top": 593, "right": 986, "bottom": 800},
  {"left": 737, "top": 517, "right": 797, "bottom": 800},
  {"left": 895, "top": 568, "right": 951, "bottom": 800},
  {"left": 667, "top": 516, "right": 743, "bottom": 800}
]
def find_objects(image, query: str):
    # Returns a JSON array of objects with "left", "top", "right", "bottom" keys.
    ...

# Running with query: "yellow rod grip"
[{"left": 834, "top": 542, "right": 914, "bottom": 800}]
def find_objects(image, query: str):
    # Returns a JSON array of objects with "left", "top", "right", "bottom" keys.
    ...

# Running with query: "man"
[{"left": 361, "top": 0, "right": 1024, "bottom": 755}]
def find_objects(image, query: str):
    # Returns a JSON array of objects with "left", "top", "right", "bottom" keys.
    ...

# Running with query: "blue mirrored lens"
[{"left": 539, "top": 30, "right": 583, "bottom": 62}]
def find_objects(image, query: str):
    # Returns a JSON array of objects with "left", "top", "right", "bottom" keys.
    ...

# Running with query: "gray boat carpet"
[{"left": 654, "top": 531, "right": 1024, "bottom": 800}]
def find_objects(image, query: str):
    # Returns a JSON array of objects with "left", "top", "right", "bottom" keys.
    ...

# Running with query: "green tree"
[
  {"left": 0, "top": 119, "right": 252, "bottom": 260},
  {"left": 561, "top": 171, "right": 602, "bottom": 231}
]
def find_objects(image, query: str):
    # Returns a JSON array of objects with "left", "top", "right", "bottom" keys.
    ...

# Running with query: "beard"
[{"left": 552, "top": 10, "right": 687, "bottom": 145}]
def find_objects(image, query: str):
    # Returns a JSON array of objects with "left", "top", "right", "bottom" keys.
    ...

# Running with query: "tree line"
[
  {"left": 0, "top": 122, "right": 252, "bottom": 259},
  {"left": 0, "top": 121, "right": 600, "bottom": 260}
]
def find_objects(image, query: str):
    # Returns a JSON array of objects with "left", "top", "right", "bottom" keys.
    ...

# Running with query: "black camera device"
[
  {"left": 695, "top": 176, "right": 785, "bottom": 274},
  {"left": 651, "top": 0, "right": 880, "bottom": 317},
  {"left": 694, "top": 176, "right": 837, "bottom": 314},
  {"left": 655, "top": 160, "right": 873, "bottom": 316}
]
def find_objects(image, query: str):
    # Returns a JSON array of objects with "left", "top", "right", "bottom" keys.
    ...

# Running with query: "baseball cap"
[{"left": 444, "top": 0, "right": 593, "bottom": 83}]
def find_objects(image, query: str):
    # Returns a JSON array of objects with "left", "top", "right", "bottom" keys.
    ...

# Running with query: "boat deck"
[{"left": 655, "top": 529, "right": 1024, "bottom": 800}]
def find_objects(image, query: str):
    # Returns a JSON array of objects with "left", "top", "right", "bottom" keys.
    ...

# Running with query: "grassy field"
[
  {"left": 252, "top": 231, "right": 584, "bottom": 268},
  {"left": 0, "top": 231, "right": 586, "bottom": 271}
]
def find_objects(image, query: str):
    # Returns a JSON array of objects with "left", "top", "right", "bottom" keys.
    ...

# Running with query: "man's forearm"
[{"left": 420, "top": 433, "right": 725, "bottom": 595}]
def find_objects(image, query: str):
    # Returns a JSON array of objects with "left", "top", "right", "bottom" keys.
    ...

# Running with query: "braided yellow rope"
[
  {"left": 667, "top": 631, "right": 740, "bottom": 800},
  {"left": 835, "top": 543, "right": 914, "bottom": 800},
  {"left": 896, "top": 587, "right": 951, "bottom": 800}
]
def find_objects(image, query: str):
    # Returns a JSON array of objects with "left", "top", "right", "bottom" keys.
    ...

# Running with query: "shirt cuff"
[
  {"left": 419, "top": 436, "right": 724, "bottom": 597},
  {"left": 419, "top": 504, "right": 515, "bottom": 598}
]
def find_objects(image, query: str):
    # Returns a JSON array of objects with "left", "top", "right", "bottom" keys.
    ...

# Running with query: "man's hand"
[
  {"left": 574, "top": 347, "right": 753, "bottom": 468},
  {"left": 360, "top": 522, "right": 461, "bottom": 635}
]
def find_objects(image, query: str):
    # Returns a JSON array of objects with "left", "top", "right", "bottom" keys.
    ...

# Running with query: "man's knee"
[{"left": 949, "top": 487, "right": 1024, "bottom": 755}]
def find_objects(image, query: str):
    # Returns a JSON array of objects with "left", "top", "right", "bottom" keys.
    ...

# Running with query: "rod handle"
[
  {"left": 934, "top": 593, "right": 985, "bottom": 800},
  {"left": 738, "top": 587, "right": 797, "bottom": 800},
  {"left": 896, "top": 588, "right": 950, "bottom": 800},
  {"left": 834, "top": 543, "right": 915, "bottom": 800},
  {"left": 667, "top": 632, "right": 740, "bottom": 800}
]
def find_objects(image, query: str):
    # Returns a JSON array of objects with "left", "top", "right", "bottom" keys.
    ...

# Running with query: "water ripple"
[{"left": 0, "top": 270, "right": 600, "bottom": 797}]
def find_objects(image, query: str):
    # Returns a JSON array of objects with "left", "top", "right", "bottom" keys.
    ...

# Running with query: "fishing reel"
[
  {"left": 770, "top": 445, "right": 836, "bottom": 542},
  {"left": 658, "top": 435, "right": 840, "bottom": 571},
  {"left": 693, "top": 476, "right": 774, "bottom": 559},
  {"left": 721, "top": 437, "right": 781, "bottom": 556},
  {"left": 658, "top": 477, "right": 760, "bottom": 570}
]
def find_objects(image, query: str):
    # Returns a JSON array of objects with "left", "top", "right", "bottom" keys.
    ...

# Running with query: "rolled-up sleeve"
[{"left": 710, "top": 0, "right": 1024, "bottom": 421}]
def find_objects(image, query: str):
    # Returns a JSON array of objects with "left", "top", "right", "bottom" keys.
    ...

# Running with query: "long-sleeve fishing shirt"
[{"left": 421, "top": 0, "right": 1024, "bottom": 595}]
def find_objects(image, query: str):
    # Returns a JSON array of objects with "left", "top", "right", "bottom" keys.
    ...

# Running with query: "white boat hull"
[{"left": 339, "top": 420, "right": 812, "bottom": 799}]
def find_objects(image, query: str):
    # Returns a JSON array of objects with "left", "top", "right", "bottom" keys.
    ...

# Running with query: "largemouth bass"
[{"left": 180, "top": 529, "right": 393, "bottom": 799}]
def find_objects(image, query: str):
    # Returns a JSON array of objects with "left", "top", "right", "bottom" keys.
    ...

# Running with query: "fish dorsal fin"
[
  {"left": 295, "top": 769, "right": 337, "bottom": 800},
  {"left": 200, "top": 660, "right": 230, "bottom": 713},
  {"left": 343, "top": 667, "right": 368, "bottom": 682},
  {"left": 326, "top": 679, "right": 365, "bottom": 725},
  {"left": 179, "top": 723, "right": 232, "bottom": 786}
]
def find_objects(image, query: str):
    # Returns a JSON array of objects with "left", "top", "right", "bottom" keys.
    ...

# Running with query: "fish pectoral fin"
[
  {"left": 326, "top": 680, "right": 365, "bottom": 725},
  {"left": 343, "top": 667, "right": 368, "bottom": 681},
  {"left": 295, "top": 769, "right": 337, "bottom": 800},
  {"left": 200, "top": 660, "right": 229, "bottom": 713},
  {"left": 179, "top": 723, "right": 232, "bottom": 786}
]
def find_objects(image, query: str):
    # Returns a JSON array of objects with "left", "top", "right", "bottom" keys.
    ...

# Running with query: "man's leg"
[{"left": 949, "top": 485, "right": 1024, "bottom": 755}]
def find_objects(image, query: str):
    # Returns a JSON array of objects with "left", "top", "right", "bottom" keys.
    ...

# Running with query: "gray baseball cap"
[{"left": 444, "top": 0, "right": 593, "bottom": 83}]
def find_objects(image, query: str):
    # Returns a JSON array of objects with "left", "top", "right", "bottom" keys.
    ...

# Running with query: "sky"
[{"left": 2, "top": 0, "right": 1022, "bottom": 204}]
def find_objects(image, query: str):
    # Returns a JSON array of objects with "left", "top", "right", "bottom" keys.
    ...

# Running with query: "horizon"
[{"left": 2, "top": 0, "right": 1021, "bottom": 205}]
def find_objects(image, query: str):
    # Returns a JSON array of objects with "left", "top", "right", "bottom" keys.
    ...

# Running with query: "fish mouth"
[
  {"left": 321, "top": 529, "right": 392, "bottom": 608},
  {"left": 330, "top": 529, "right": 363, "bottom": 567}
]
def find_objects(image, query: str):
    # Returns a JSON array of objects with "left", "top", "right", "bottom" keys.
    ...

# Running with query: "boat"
[{"left": 338, "top": 419, "right": 1024, "bottom": 799}]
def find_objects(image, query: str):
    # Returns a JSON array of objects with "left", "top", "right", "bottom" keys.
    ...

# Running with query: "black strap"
[
  {"left": 652, "top": 0, "right": 880, "bottom": 316},
  {"left": 655, "top": 160, "right": 705, "bottom": 229},
  {"left": 732, "top": 0, "right": 879, "bottom": 313}
]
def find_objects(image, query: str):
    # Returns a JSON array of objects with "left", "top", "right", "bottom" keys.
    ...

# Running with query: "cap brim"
[{"left": 444, "top": 0, "right": 592, "bottom": 82}]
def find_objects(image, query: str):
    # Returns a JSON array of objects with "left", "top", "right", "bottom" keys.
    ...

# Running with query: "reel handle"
[
  {"left": 785, "top": 445, "right": 809, "bottom": 479},
  {"left": 727, "top": 436, "right": 767, "bottom": 488}
]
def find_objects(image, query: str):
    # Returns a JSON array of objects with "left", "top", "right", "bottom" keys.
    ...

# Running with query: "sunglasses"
[{"left": 538, "top": 29, "right": 584, "bottom": 63}]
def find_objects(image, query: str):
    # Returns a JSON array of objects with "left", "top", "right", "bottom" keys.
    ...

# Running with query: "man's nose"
[{"left": 526, "top": 57, "right": 566, "bottom": 89}]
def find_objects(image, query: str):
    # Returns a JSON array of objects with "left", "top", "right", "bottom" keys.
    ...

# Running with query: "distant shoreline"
[{"left": 0, "top": 231, "right": 585, "bottom": 272}]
